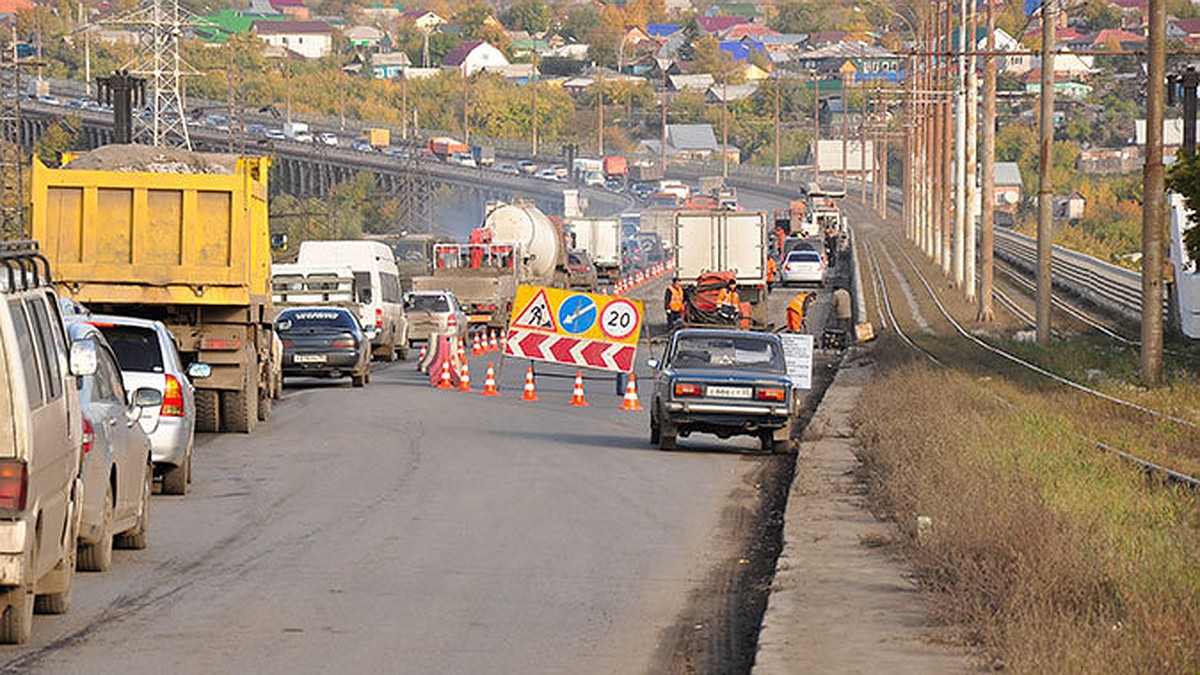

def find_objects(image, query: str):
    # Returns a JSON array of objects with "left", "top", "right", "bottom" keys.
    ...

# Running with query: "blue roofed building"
[
  {"left": 647, "top": 23, "right": 681, "bottom": 39},
  {"left": 719, "top": 40, "right": 765, "bottom": 61}
]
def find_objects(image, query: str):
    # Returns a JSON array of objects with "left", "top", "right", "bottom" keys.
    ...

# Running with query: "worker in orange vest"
[
  {"left": 766, "top": 256, "right": 778, "bottom": 289},
  {"left": 716, "top": 280, "right": 740, "bottom": 308},
  {"left": 664, "top": 278, "right": 684, "bottom": 328},
  {"left": 786, "top": 292, "right": 813, "bottom": 332}
]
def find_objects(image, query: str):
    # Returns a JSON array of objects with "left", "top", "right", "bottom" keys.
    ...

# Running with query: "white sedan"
[{"left": 780, "top": 249, "right": 826, "bottom": 287}]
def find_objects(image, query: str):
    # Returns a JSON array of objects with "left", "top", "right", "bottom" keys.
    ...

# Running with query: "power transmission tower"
[
  {"left": 100, "top": 0, "right": 199, "bottom": 149},
  {"left": 1, "top": 26, "right": 28, "bottom": 239}
]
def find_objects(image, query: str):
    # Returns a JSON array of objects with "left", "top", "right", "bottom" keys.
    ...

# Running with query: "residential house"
[
  {"left": 662, "top": 0, "right": 692, "bottom": 15},
  {"left": 623, "top": 25, "right": 654, "bottom": 50},
  {"left": 1030, "top": 50, "right": 1094, "bottom": 80},
  {"left": 371, "top": 51, "right": 411, "bottom": 78},
  {"left": 797, "top": 41, "right": 902, "bottom": 83},
  {"left": 550, "top": 43, "right": 590, "bottom": 60},
  {"left": 705, "top": 3, "right": 760, "bottom": 21},
  {"left": 663, "top": 124, "right": 722, "bottom": 160},
  {"left": 1078, "top": 147, "right": 1141, "bottom": 174},
  {"left": 1135, "top": 118, "right": 1200, "bottom": 156},
  {"left": 994, "top": 162, "right": 1023, "bottom": 213},
  {"left": 1058, "top": 192, "right": 1086, "bottom": 220},
  {"left": 510, "top": 36, "right": 551, "bottom": 58},
  {"left": 719, "top": 40, "right": 765, "bottom": 62},
  {"left": 760, "top": 33, "right": 806, "bottom": 52},
  {"left": 268, "top": 0, "right": 309, "bottom": 20},
  {"left": 345, "top": 25, "right": 385, "bottom": 49},
  {"left": 253, "top": 20, "right": 333, "bottom": 59},
  {"left": 706, "top": 82, "right": 759, "bottom": 103},
  {"left": 400, "top": 10, "right": 446, "bottom": 32},
  {"left": 976, "top": 27, "right": 1032, "bottom": 76},
  {"left": 1091, "top": 28, "right": 1145, "bottom": 51},
  {"left": 669, "top": 73, "right": 715, "bottom": 92},
  {"left": 806, "top": 31, "right": 848, "bottom": 48},
  {"left": 442, "top": 40, "right": 510, "bottom": 76},
  {"left": 726, "top": 24, "right": 777, "bottom": 41},
  {"left": 1022, "top": 72, "right": 1093, "bottom": 101},
  {"left": 361, "top": 2, "right": 403, "bottom": 22},
  {"left": 194, "top": 9, "right": 283, "bottom": 44},
  {"left": 696, "top": 16, "right": 747, "bottom": 38},
  {"left": 1167, "top": 18, "right": 1200, "bottom": 47},
  {"left": 647, "top": 23, "right": 680, "bottom": 40}
]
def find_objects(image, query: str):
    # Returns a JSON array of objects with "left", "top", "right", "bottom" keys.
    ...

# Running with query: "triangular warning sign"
[{"left": 512, "top": 288, "right": 557, "bottom": 331}]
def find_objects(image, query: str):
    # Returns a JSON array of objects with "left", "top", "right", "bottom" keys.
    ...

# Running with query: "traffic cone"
[
  {"left": 501, "top": 331, "right": 509, "bottom": 354},
  {"left": 521, "top": 366, "right": 539, "bottom": 401},
  {"left": 437, "top": 358, "right": 453, "bottom": 389},
  {"left": 418, "top": 342, "right": 427, "bottom": 361},
  {"left": 480, "top": 363, "right": 500, "bottom": 396},
  {"left": 568, "top": 371, "right": 589, "bottom": 407},
  {"left": 619, "top": 373, "right": 643, "bottom": 411},
  {"left": 457, "top": 338, "right": 467, "bottom": 364},
  {"left": 489, "top": 331, "right": 499, "bottom": 353},
  {"left": 472, "top": 333, "right": 483, "bottom": 355},
  {"left": 458, "top": 359, "right": 472, "bottom": 392}
]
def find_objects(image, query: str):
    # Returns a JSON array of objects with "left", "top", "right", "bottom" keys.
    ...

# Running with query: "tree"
[
  {"left": 771, "top": 1, "right": 821, "bottom": 33},
  {"left": 501, "top": 0, "right": 551, "bottom": 34},
  {"left": 33, "top": 117, "right": 83, "bottom": 166},
  {"left": 560, "top": 6, "right": 600, "bottom": 42}
]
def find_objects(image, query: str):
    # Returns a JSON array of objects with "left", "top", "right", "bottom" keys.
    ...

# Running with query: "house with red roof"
[
  {"left": 268, "top": 0, "right": 309, "bottom": 21},
  {"left": 696, "top": 16, "right": 747, "bottom": 37},
  {"left": 1091, "top": 28, "right": 1145, "bottom": 51},
  {"left": 442, "top": 40, "right": 509, "bottom": 76},
  {"left": 726, "top": 23, "right": 778, "bottom": 41},
  {"left": 1168, "top": 18, "right": 1200, "bottom": 46}
]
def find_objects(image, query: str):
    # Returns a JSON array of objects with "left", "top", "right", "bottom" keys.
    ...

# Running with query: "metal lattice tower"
[
  {"left": 0, "top": 27, "right": 26, "bottom": 239},
  {"left": 102, "top": 0, "right": 196, "bottom": 149}
]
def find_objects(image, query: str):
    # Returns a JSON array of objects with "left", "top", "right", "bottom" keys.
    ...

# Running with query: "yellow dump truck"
[{"left": 30, "top": 146, "right": 279, "bottom": 433}]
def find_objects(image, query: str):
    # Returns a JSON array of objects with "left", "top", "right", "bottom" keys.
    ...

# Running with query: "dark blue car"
[{"left": 649, "top": 329, "right": 798, "bottom": 453}]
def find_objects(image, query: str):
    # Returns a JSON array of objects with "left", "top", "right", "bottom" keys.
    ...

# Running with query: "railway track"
[{"left": 857, "top": 229, "right": 1200, "bottom": 490}]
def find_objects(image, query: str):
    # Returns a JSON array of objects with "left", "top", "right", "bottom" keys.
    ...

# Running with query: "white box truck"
[
  {"left": 675, "top": 210, "right": 769, "bottom": 327},
  {"left": 567, "top": 218, "right": 621, "bottom": 282}
]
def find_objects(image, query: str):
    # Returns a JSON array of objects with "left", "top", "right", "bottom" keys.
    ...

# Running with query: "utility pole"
[
  {"left": 860, "top": 75, "right": 867, "bottom": 205},
  {"left": 954, "top": 0, "right": 967, "bottom": 289},
  {"left": 773, "top": 73, "right": 781, "bottom": 184},
  {"left": 813, "top": 72, "right": 821, "bottom": 185},
  {"left": 531, "top": 52, "right": 539, "bottom": 155},
  {"left": 841, "top": 73, "right": 848, "bottom": 192},
  {"left": 964, "top": 0, "right": 978, "bottom": 302},
  {"left": 932, "top": 1, "right": 945, "bottom": 264},
  {"left": 401, "top": 70, "right": 408, "bottom": 140},
  {"left": 660, "top": 59, "right": 669, "bottom": 170},
  {"left": 979, "top": 0, "right": 997, "bottom": 322},
  {"left": 597, "top": 63, "right": 604, "bottom": 156},
  {"left": 462, "top": 65, "right": 469, "bottom": 144},
  {"left": 1037, "top": 0, "right": 1056, "bottom": 347},
  {"left": 722, "top": 70, "right": 729, "bottom": 178},
  {"left": 940, "top": 0, "right": 954, "bottom": 275},
  {"left": 1143, "top": 0, "right": 1166, "bottom": 383}
]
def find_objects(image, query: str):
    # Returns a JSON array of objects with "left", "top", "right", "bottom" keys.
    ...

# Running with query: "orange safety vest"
[
  {"left": 767, "top": 257, "right": 777, "bottom": 282},
  {"left": 717, "top": 288, "right": 740, "bottom": 307},
  {"left": 786, "top": 293, "right": 810, "bottom": 332},
  {"left": 667, "top": 285, "right": 684, "bottom": 312}
]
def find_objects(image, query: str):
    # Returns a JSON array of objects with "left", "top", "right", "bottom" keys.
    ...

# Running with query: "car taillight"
[
  {"left": 81, "top": 418, "right": 94, "bottom": 456},
  {"left": 281, "top": 340, "right": 294, "bottom": 349},
  {"left": 161, "top": 375, "right": 185, "bottom": 417},
  {"left": 0, "top": 461, "right": 27, "bottom": 511},
  {"left": 785, "top": 264, "right": 794, "bottom": 271},
  {"left": 674, "top": 383, "right": 702, "bottom": 397},
  {"left": 201, "top": 337, "right": 242, "bottom": 351},
  {"left": 331, "top": 337, "right": 356, "bottom": 348},
  {"left": 756, "top": 387, "right": 786, "bottom": 401},
  {"left": 375, "top": 308, "right": 383, "bottom": 330}
]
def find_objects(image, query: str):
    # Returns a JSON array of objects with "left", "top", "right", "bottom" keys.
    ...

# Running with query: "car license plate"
[
  {"left": 706, "top": 386, "right": 751, "bottom": 399},
  {"left": 295, "top": 354, "right": 327, "bottom": 364}
]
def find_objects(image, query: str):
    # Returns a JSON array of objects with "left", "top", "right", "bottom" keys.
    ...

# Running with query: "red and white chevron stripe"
[{"left": 504, "top": 328, "right": 635, "bottom": 373}]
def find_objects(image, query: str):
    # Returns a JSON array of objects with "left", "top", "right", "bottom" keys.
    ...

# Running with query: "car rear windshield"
[
  {"left": 277, "top": 310, "right": 358, "bottom": 333},
  {"left": 671, "top": 335, "right": 785, "bottom": 371},
  {"left": 787, "top": 251, "right": 821, "bottom": 263},
  {"left": 409, "top": 294, "right": 450, "bottom": 312},
  {"left": 97, "top": 324, "right": 165, "bottom": 373}
]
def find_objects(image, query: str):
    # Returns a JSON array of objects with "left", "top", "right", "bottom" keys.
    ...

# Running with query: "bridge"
[{"left": 15, "top": 102, "right": 634, "bottom": 232}]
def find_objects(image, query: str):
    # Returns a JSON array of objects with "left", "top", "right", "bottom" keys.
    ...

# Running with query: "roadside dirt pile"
[{"left": 64, "top": 144, "right": 237, "bottom": 174}]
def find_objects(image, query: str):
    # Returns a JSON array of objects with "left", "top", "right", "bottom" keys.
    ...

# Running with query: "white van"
[{"left": 295, "top": 241, "right": 409, "bottom": 360}]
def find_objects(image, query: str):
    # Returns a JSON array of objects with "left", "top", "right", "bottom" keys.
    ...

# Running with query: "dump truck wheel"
[
  {"left": 194, "top": 390, "right": 220, "bottom": 433},
  {"left": 257, "top": 385, "right": 272, "bottom": 421},
  {"left": 221, "top": 383, "right": 256, "bottom": 434}
]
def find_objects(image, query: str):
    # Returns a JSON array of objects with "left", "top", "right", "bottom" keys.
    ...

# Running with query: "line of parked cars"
[{"left": 0, "top": 242, "right": 215, "bottom": 643}]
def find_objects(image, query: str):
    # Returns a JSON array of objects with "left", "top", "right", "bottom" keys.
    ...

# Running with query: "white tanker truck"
[{"left": 411, "top": 201, "right": 569, "bottom": 329}]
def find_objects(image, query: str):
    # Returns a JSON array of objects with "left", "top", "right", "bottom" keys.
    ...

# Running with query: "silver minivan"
[{"left": 0, "top": 242, "right": 95, "bottom": 643}]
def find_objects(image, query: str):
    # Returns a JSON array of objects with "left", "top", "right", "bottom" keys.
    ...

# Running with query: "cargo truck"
[
  {"left": 427, "top": 136, "right": 469, "bottom": 161},
  {"left": 629, "top": 162, "right": 663, "bottom": 183},
  {"left": 365, "top": 127, "right": 390, "bottom": 149},
  {"left": 567, "top": 218, "right": 621, "bottom": 281},
  {"left": 602, "top": 156, "right": 627, "bottom": 180},
  {"left": 30, "top": 146, "right": 280, "bottom": 434},
  {"left": 471, "top": 145, "right": 495, "bottom": 167},
  {"left": 674, "top": 210, "right": 769, "bottom": 328}
]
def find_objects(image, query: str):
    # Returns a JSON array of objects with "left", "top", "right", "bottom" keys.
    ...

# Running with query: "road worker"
[
  {"left": 785, "top": 292, "right": 813, "bottom": 333},
  {"left": 766, "top": 256, "right": 778, "bottom": 289},
  {"left": 717, "top": 280, "right": 740, "bottom": 309},
  {"left": 831, "top": 284, "right": 853, "bottom": 341},
  {"left": 664, "top": 278, "right": 684, "bottom": 328}
]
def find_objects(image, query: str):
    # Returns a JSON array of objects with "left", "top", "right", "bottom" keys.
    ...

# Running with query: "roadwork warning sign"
[{"left": 505, "top": 285, "right": 643, "bottom": 373}]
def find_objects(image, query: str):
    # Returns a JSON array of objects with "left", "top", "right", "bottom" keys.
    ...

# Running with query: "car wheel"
[
  {"left": 194, "top": 389, "right": 220, "bottom": 433},
  {"left": 78, "top": 485, "right": 114, "bottom": 572},
  {"left": 657, "top": 406, "right": 677, "bottom": 451},
  {"left": 115, "top": 461, "right": 151, "bottom": 549},
  {"left": 162, "top": 457, "right": 187, "bottom": 495},
  {"left": 650, "top": 410, "right": 661, "bottom": 445},
  {"left": 0, "top": 566, "right": 34, "bottom": 643}
]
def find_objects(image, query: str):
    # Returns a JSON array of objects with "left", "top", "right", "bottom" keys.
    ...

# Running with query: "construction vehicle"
[
  {"left": 364, "top": 127, "right": 390, "bottom": 149},
  {"left": 674, "top": 210, "right": 769, "bottom": 328},
  {"left": 411, "top": 202, "right": 568, "bottom": 329},
  {"left": 629, "top": 162, "right": 663, "bottom": 183},
  {"left": 427, "top": 136, "right": 469, "bottom": 161},
  {"left": 30, "top": 146, "right": 279, "bottom": 434}
]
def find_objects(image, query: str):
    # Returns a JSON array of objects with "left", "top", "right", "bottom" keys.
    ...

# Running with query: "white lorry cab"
[{"left": 295, "top": 241, "right": 409, "bottom": 360}]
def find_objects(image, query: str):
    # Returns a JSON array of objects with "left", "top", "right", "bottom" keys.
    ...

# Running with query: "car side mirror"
[
  {"left": 646, "top": 358, "right": 659, "bottom": 369},
  {"left": 69, "top": 340, "right": 98, "bottom": 376},
  {"left": 187, "top": 362, "right": 213, "bottom": 380},
  {"left": 131, "top": 387, "right": 163, "bottom": 409}
]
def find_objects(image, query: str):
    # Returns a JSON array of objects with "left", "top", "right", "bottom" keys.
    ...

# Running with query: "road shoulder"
[{"left": 753, "top": 348, "right": 972, "bottom": 674}]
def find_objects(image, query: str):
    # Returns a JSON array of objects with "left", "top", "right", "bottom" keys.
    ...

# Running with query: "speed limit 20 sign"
[{"left": 506, "top": 285, "right": 644, "bottom": 373}]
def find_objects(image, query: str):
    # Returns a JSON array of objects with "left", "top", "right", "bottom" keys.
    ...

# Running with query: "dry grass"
[{"left": 853, "top": 355, "right": 1199, "bottom": 673}]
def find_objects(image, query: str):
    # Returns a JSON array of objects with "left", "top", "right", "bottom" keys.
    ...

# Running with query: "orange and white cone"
[
  {"left": 472, "top": 333, "right": 483, "bottom": 355},
  {"left": 458, "top": 359, "right": 472, "bottom": 392},
  {"left": 480, "top": 363, "right": 500, "bottom": 396},
  {"left": 437, "top": 358, "right": 453, "bottom": 389},
  {"left": 457, "top": 338, "right": 467, "bottom": 364},
  {"left": 521, "top": 366, "right": 539, "bottom": 401},
  {"left": 501, "top": 332, "right": 509, "bottom": 354},
  {"left": 489, "top": 331, "right": 499, "bottom": 353},
  {"left": 418, "top": 342, "right": 427, "bottom": 362},
  {"left": 568, "top": 371, "right": 589, "bottom": 407},
  {"left": 619, "top": 373, "right": 643, "bottom": 411}
]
